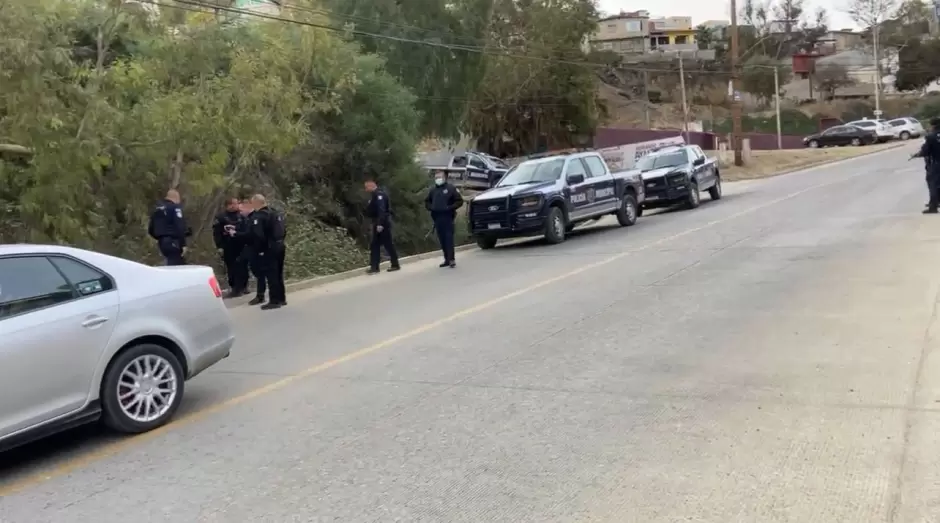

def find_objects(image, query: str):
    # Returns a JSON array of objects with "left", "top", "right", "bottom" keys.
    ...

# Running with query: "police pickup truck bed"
[
  {"left": 635, "top": 145, "right": 722, "bottom": 211},
  {"left": 468, "top": 151, "right": 645, "bottom": 249}
]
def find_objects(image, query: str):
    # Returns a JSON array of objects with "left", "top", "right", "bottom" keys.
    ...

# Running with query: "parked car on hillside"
[
  {"left": 633, "top": 145, "right": 722, "bottom": 211},
  {"left": 468, "top": 151, "right": 644, "bottom": 249},
  {"left": 885, "top": 117, "right": 925, "bottom": 140},
  {"left": 845, "top": 119, "right": 895, "bottom": 142},
  {"left": 0, "top": 244, "right": 235, "bottom": 452},
  {"left": 804, "top": 125, "right": 877, "bottom": 148}
]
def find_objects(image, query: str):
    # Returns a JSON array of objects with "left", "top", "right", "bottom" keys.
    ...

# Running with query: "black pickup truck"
[
  {"left": 467, "top": 151, "right": 646, "bottom": 249},
  {"left": 634, "top": 144, "right": 722, "bottom": 211}
]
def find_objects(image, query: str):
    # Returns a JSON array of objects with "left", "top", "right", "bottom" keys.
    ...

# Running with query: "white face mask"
[{"left": 434, "top": 178, "right": 444, "bottom": 186}]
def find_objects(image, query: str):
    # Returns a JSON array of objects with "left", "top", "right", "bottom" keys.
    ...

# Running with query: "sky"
[{"left": 596, "top": 0, "right": 861, "bottom": 31}]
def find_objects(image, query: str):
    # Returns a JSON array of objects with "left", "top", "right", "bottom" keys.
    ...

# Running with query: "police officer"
[
  {"left": 912, "top": 117, "right": 940, "bottom": 214},
  {"left": 425, "top": 171, "right": 464, "bottom": 268},
  {"left": 213, "top": 197, "right": 249, "bottom": 297},
  {"left": 245, "top": 194, "right": 287, "bottom": 310},
  {"left": 364, "top": 178, "right": 401, "bottom": 274},
  {"left": 147, "top": 189, "right": 190, "bottom": 266}
]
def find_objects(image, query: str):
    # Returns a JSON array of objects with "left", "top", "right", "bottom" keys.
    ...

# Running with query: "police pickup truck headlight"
[
  {"left": 516, "top": 196, "right": 541, "bottom": 208},
  {"left": 667, "top": 173, "right": 688, "bottom": 186}
]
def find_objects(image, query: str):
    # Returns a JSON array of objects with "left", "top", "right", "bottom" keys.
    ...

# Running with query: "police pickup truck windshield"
[
  {"left": 495, "top": 158, "right": 564, "bottom": 187},
  {"left": 637, "top": 151, "right": 686, "bottom": 171}
]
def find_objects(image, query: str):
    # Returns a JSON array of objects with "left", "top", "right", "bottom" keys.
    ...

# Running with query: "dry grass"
[{"left": 719, "top": 142, "right": 907, "bottom": 182}]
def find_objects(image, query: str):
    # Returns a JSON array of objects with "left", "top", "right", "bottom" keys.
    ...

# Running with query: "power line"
[
  {"left": 142, "top": 0, "right": 733, "bottom": 74},
  {"left": 137, "top": 1, "right": 940, "bottom": 85}
]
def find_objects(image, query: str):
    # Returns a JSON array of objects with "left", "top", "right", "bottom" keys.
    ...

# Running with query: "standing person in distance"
[
  {"left": 212, "top": 197, "right": 250, "bottom": 297},
  {"left": 147, "top": 188, "right": 190, "bottom": 266},
  {"left": 245, "top": 194, "right": 288, "bottom": 309},
  {"left": 912, "top": 117, "right": 940, "bottom": 214},
  {"left": 425, "top": 170, "right": 463, "bottom": 268},
  {"left": 364, "top": 178, "right": 401, "bottom": 274}
]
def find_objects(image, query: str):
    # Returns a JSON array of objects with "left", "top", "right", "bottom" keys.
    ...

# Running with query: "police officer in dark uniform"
[
  {"left": 246, "top": 194, "right": 287, "bottom": 310},
  {"left": 912, "top": 117, "right": 940, "bottom": 214},
  {"left": 364, "top": 178, "right": 401, "bottom": 274},
  {"left": 425, "top": 171, "right": 464, "bottom": 268},
  {"left": 147, "top": 189, "right": 190, "bottom": 266},
  {"left": 213, "top": 197, "right": 249, "bottom": 297}
]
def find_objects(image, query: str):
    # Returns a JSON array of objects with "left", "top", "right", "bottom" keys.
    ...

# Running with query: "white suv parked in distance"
[
  {"left": 845, "top": 119, "right": 895, "bottom": 142},
  {"left": 885, "top": 117, "right": 925, "bottom": 140}
]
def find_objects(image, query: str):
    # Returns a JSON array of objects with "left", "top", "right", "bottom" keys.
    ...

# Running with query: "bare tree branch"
[{"left": 845, "top": 0, "right": 899, "bottom": 26}]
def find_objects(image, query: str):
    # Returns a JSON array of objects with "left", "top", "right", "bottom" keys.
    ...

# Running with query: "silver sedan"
[{"left": 0, "top": 244, "right": 235, "bottom": 452}]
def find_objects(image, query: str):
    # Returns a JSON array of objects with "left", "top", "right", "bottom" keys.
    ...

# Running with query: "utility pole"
[
  {"left": 774, "top": 66, "right": 782, "bottom": 149},
  {"left": 872, "top": 22, "right": 882, "bottom": 117},
  {"left": 730, "top": 0, "right": 743, "bottom": 166},
  {"left": 678, "top": 53, "right": 689, "bottom": 142},
  {"left": 643, "top": 70, "right": 651, "bottom": 129}
]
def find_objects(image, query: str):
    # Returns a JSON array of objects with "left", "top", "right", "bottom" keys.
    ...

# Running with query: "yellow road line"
[{"left": 0, "top": 157, "right": 898, "bottom": 497}]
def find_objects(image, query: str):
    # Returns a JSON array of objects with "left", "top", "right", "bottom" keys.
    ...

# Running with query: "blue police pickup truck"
[
  {"left": 635, "top": 144, "right": 722, "bottom": 211},
  {"left": 467, "top": 151, "right": 645, "bottom": 249}
]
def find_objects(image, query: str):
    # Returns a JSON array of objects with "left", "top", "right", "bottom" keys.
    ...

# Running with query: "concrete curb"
[{"left": 225, "top": 242, "right": 478, "bottom": 308}]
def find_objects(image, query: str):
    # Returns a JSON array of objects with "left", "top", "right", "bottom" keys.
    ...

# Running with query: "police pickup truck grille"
[
  {"left": 471, "top": 197, "right": 510, "bottom": 231},
  {"left": 472, "top": 200, "right": 506, "bottom": 214},
  {"left": 644, "top": 177, "right": 665, "bottom": 190}
]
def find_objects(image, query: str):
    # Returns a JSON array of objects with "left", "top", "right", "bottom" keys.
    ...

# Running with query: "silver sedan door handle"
[{"left": 81, "top": 316, "right": 109, "bottom": 328}]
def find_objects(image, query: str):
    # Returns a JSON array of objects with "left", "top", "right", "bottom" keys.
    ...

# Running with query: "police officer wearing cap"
[
  {"left": 147, "top": 188, "right": 190, "bottom": 265},
  {"left": 912, "top": 117, "right": 940, "bottom": 214}
]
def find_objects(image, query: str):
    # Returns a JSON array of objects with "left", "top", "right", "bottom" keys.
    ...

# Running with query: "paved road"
[{"left": 3, "top": 144, "right": 940, "bottom": 522}]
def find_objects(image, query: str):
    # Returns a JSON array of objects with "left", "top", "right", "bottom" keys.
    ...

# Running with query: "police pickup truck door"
[
  {"left": 689, "top": 146, "right": 713, "bottom": 187},
  {"left": 582, "top": 155, "right": 619, "bottom": 213},
  {"left": 564, "top": 157, "right": 596, "bottom": 219},
  {"left": 465, "top": 154, "right": 493, "bottom": 188}
]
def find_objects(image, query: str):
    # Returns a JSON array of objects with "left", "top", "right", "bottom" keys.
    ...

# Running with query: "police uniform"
[
  {"left": 915, "top": 119, "right": 940, "bottom": 214},
  {"left": 212, "top": 209, "right": 249, "bottom": 295},
  {"left": 246, "top": 206, "right": 287, "bottom": 309},
  {"left": 147, "top": 199, "right": 188, "bottom": 266},
  {"left": 366, "top": 187, "right": 400, "bottom": 273},
  {"left": 425, "top": 180, "right": 464, "bottom": 267}
]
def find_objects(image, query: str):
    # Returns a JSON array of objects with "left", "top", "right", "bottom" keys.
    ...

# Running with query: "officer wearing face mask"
[{"left": 425, "top": 171, "right": 464, "bottom": 268}]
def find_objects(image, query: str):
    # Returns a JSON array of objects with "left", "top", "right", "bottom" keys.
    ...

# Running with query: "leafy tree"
[
  {"left": 1, "top": 0, "right": 442, "bottom": 278},
  {"left": 895, "top": 37, "right": 940, "bottom": 91},
  {"left": 880, "top": 0, "right": 931, "bottom": 49},
  {"left": 316, "top": 0, "right": 492, "bottom": 139},
  {"left": 464, "top": 0, "right": 602, "bottom": 156},
  {"left": 740, "top": 56, "right": 791, "bottom": 105},
  {"left": 813, "top": 63, "right": 855, "bottom": 99}
]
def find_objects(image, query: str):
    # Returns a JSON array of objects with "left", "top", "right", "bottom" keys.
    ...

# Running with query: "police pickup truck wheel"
[
  {"left": 544, "top": 206, "right": 566, "bottom": 244},
  {"left": 100, "top": 343, "right": 185, "bottom": 434},
  {"left": 616, "top": 194, "right": 638, "bottom": 226},
  {"left": 708, "top": 176, "right": 722, "bottom": 201},
  {"left": 476, "top": 236, "right": 497, "bottom": 250},
  {"left": 685, "top": 181, "right": 701, "bottom": 209}
]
